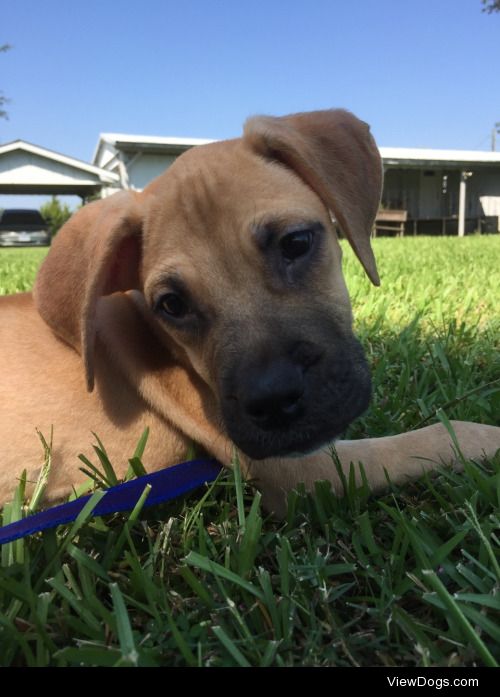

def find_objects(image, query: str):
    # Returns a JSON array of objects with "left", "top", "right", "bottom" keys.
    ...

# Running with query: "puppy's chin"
[
  {"left": 232, "top": 435, "right": 340, "bottom": 461},
  {"left": 228, "top": 417, "right": 357, "bottom": 461}
]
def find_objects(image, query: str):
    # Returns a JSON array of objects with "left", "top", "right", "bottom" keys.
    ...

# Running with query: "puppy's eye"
[
  {"left": 279, "top": 229, "right": 314, "bottom": 262},
  {"left": 157, "top": 293, "right": 189, "bottom": 319}
]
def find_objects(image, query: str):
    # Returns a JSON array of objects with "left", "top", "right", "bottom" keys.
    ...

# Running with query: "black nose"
[{"left": 242, "top": 359, "right": 305, "bottom": 429}]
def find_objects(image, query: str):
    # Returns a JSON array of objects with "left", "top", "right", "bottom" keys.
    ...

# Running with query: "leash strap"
[{"left": 0, "top": 458, "right": 222, "bottom": 545}]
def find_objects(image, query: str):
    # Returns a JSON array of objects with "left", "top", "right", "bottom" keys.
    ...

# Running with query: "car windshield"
[{"left": 0, "top": 210, "right": 46, "bottom": 226}]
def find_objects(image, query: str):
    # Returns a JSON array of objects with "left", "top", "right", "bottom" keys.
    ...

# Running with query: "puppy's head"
[{"left": 35, "top": 109, "right": 382, "bottom": 459}]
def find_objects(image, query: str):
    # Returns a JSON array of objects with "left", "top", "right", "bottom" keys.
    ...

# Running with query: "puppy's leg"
[{"left": 247, "top": 421, "right": 500, "bottom": 517}]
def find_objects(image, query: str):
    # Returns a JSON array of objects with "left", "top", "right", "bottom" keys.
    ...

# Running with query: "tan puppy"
[{"left": 1, "top": 109, "right": 499, "bottom": 516}]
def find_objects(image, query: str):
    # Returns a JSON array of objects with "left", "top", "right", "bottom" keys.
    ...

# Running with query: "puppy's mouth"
[{"left": 218, "top": 338, "right": 371, "bottom": 460}]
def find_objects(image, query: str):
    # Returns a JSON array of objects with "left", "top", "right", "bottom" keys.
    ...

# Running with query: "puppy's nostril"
[
  {"left": 245, "top": 386, "right": 304, "bottom": 425},
  {"left": 247, "top": 404, "right": 267, "bottom": 420},
  {"left": 246, "top": 398, "right": 269, "bottom": 419},
  {"left": 280, "top": 393, "right": 303, "bottom": 415}
]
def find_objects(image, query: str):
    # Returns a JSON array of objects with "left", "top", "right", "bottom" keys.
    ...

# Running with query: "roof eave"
[{"left": 0, "top": 140, "right": 121, "bottom": 182}]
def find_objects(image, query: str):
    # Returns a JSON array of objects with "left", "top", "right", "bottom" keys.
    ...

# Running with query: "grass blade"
[
  {"left": 422, "top": 569, "right": 497, "bottom": 667},
  {"left": 212, "top": 625, "right": 251, "bottom": 667},
  {"left": 110, "top": 583, "right": 138, "bottom": 666}
]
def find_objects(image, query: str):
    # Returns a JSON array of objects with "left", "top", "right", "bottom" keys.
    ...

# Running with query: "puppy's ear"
[
  {"left": 243, "top": 109, "right": 382, "bottom": 285},
  {"left": 34, "top": 191, "right": 144, "bottom": 391}
]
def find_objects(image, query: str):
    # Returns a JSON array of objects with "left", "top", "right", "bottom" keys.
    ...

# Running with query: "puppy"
[{"left": 1, "top": 109, "right": 499, "bottom": 516}]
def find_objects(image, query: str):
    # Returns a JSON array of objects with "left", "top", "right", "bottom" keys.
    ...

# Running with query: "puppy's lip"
[
  {"left": 238, "top": 440, "right": 328, "bottom": 461},
  {"left": 232, "top": 422, "right": 349, "bottom": 460}
]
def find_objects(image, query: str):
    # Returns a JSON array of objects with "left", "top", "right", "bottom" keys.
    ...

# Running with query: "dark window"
[{"left": 0, "top": 209, "right": 46, "bottom": 226}]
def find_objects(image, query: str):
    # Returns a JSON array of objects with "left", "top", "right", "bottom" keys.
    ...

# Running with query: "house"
[
  {"left": 92, "top": 133, "right": 214, "bottom": 194},
  {"left": 1, "top": 134, "right": 499, "bottom": 236},
  {"left": 380, "top": 147, "right": 500, "bottom": 235},
  {"left": 93, "top": 133, "right": 500, "bottom": 236},
  {"left": 0, "top": 140, "right": 119, "bottom": 198}
]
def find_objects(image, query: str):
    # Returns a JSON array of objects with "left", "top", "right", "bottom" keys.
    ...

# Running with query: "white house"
[
  {"left": 381, "top": 147, "right": 500, "bottom": 235},
  {"left": 1, "top": 133, "right": 499, "bottom": 236},
  {"left": 93, "top": 133, "right": 500, "bottom": 236},
  {"left": 92, "top": 133, "right": 214, "bottom": 194},
  {"left": 0, "top": 140, "right": 119, "bottom": 198}
]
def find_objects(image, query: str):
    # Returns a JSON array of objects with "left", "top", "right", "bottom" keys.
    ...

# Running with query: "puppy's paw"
[{"left": 448, "top": 420, "right": 500, "bottom": 462}]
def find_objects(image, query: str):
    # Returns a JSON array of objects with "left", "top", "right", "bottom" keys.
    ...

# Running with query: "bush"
[{"left": 40, "top": 197, "right": 73, "bottom": 238}]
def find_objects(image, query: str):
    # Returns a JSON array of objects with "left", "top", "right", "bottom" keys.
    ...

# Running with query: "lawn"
[{"left": 0, "top": 237, "right": 499, "bottom": 667}]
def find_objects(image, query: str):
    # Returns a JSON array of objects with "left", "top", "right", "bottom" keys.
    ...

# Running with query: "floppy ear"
[
  {"left": 34, "top": 190, "right": 144, "bottom": 391},
  {"left": 243, "top": 109, "right": 382, "bottom": 285}
]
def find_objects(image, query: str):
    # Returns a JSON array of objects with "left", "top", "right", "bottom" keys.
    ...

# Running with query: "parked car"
[{"left": 0, "top": 209, "right": 51, "bottom": 247}]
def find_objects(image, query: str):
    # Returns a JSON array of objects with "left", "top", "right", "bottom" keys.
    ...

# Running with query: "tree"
[
  {"left": 482, "top": 1, "right": 500, "bottom": 12},
  {"left": 40, "top": 197, "right": 73, "bottom": 238},
  {"left": 0, "top": 44, "right": 11, "bottom": 120}
]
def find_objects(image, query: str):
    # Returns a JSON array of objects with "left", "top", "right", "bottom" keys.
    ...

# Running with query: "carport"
[{"left": 0, "top": 140, "right": 120, "bottom": 199}]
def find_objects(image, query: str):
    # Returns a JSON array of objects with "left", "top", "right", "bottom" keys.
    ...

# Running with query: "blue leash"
[{"left": 0, "top": 458, "right": 222, "bottom": 545}]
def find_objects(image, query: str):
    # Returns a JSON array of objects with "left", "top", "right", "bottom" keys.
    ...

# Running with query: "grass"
[
  {"left": 0, "top": 236, "right": 499, "bottom": 667},
  {"left": 0, "top": 247, "right": 47, "bottom": 295}
]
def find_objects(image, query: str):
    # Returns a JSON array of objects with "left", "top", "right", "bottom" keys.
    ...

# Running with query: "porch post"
[{"left": 458, "top": 171, "right": 466, "bottom": 237}]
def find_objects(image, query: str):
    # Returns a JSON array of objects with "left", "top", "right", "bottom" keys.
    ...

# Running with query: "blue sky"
[{"left": 1, "top": 0, "right": 499, "bottom": 207}]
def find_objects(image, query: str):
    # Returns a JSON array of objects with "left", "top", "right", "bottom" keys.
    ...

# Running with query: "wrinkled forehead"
[{"left": 143, "top": 138, "right": 329, "bottom": 237}]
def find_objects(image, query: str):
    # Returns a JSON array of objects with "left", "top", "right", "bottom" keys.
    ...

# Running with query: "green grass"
[
  {"left": 0, "top": 236, "right": 499, "bottom": 667},
  {"left": 0, "top": 247, "right": 47, "bottom": 295}
]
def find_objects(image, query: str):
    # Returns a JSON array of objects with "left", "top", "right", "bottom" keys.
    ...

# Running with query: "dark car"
[{"left": 0, "top": 208, "right": 50, "bottom": 247}]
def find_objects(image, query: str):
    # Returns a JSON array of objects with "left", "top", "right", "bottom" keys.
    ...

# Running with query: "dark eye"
[
  {"left": 279, "top": 229, "right": 314, "bottom": 262},
  {"left": 157, "top": 292, "right": 189, "bottom": 319}
]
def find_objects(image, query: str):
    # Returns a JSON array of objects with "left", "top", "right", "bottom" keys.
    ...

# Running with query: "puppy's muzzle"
[{"left": 219, "top": 337, "right": 371, "bottom": 460}]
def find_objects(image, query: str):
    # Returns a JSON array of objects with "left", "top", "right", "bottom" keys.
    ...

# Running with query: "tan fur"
[{"left": 1, "top": 109, "right": 499, "bottom": 513}]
